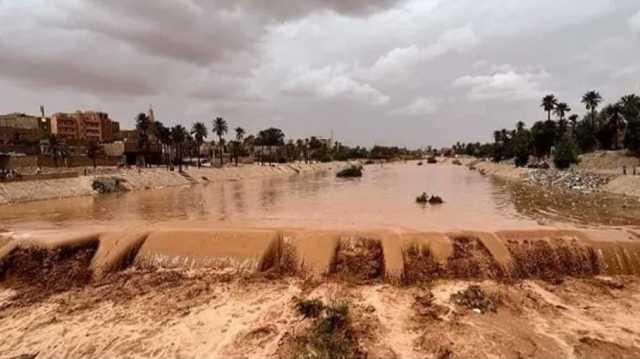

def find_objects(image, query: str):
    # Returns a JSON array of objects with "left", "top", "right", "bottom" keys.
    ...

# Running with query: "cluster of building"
[{"left": 0, "top": 107, "right": 120, "bottom": 153}]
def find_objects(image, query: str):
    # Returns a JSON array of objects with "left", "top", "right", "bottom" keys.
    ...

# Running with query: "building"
[
  {"left": 0, "top": 113, "right": 51, "bottom": 143},
  {"left": 50, "top": 111, "right": 120, "bottom": 143}
]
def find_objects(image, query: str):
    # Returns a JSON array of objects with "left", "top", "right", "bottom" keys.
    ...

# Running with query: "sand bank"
[{"left": 0, "top": 162, "right": 335, "bottom": 205}]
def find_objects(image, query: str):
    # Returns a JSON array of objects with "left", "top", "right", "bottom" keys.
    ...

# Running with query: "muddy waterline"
[{"left": 0, "top": 162, "right": 636, "bottom": 234}]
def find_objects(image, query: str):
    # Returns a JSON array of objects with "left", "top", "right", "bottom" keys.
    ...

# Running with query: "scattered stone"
[
  {"left": 417, "top": 162, "right": 424, "bottom": 166},
  {"left": 452, "top": 159, "right": 462, "bottom": 166},
  {"left": 428, "top": 196, "right": 444, "bottom": 205},
  {"left": 526, "top": 169, "right": 610, "bottom": 194},
  {"left": 427, "top": 157, "right": 438, "bottom": 164},
  {"left": 92, "top": 177, "right": 128, "bottom": 194},
  {"left": 416, "top": 193, "right": 429, "bottom": 204},
  {"left": 450, "top": 285, "right": 497, "bottom": 314}
]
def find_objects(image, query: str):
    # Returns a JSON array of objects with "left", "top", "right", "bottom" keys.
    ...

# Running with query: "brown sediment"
[
  {"left": 330, "top": 236, "right": 385, "bottom": 283},
  {"left": 1, "top": 228, "right": 640, "bottom": 291},
  {"left": 0, "top": 237, "right": 98, "bottom": 306},
  {"left": 401, "top": 233, "right": 450, "bottom": 284},
  {"left": 445, "top": 235, "right": 504, "bottom": 279}
]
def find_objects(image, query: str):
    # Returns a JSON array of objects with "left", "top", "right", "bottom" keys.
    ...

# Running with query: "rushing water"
[{"left": 1, "top": 162, "right": 637, "bottom": 234}]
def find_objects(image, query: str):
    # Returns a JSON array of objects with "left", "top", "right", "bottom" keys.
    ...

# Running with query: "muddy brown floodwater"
[{"left": 1, "top": 162, "right": 639, "bottom": 235}]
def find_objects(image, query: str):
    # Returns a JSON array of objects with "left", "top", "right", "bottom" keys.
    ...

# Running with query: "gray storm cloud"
[{"left": 0, "top": 0, "right": 639, "bottom": 147}]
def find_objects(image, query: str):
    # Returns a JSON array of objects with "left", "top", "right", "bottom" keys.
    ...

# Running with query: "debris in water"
[{"left": 337, "top": 165, "right": 364, "bottom": 178}]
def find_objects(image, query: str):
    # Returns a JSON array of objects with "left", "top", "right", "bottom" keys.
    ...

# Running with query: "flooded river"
[{"left": 1, "top": 162, "right": 638, "bottom": 233}]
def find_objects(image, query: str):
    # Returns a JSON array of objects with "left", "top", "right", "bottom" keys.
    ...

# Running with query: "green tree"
[
  {"left": 234, "top": 127, "right": 245, "bottom": 166},
  {"left": 554, "top": 102, "right": 571, "bottom": 121},
  {"left": 155, "top": 121, "right": 171, "bottom": 168},
  {"left": 624, "top": 118, "right": 640, "bottom": 154},
  {"left": 553, "top": 135, "right": 579, "bottom": 169},
  {"left": 212, "top": 117, "right": 228, "bottom": 166},
  {"left": 256, "top": 127, "right": 285, "bottom": 164},
  {"left": 541, "top": 94, "right": 558, "bottom": 121},
  {"left": 191, "top": 122, "right": 208, "bottom": 168},
  {"left": 170, "top": 125, "right": 187, "bottom": 172},
  {"left": 135, "top": 112, "right": 151, "bottom": 165},
  {"left": 87, "top": 141, "right": 99, "bottom": 169},
  {"left": 47, "top": 134, "right": 67, "bottom": 167},
  {"left": 582, "top": 90, "right": 603, "bottom": 128}
]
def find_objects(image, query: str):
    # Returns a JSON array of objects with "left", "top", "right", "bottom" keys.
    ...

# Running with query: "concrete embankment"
[
  {"left": 0, "top": 163, "right": 335, "bottom": 205},
  {"left": 2, "top": 228, "right": 639, "bottom": 286}
]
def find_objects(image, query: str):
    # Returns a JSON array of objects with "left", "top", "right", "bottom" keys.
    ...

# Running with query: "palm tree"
[
  {"left": 541, "top": 94, "right": 558, "bottom": 121},
  {"left": 582, "top": 90, "right": 603, "bottom": 128},
  {"left": 516, "top": 121, "right": 526, "bottom": 133},
  {"left": 191, "top": 122, "right": 208, "bottom": 168},
  {"left": 155, "top": 121, "right": 171, "bottom": 168},
  {"left": 135, "top": 113, "right": 151, "bottom": 166},
  {"left": 620, "top": 94, "right": 640, "bottom": 120},
  {"left": 170, "top": 125, "right": 187, "bottom": 172},
  {"left": 47, "top": 134, "right": 66, "bottom": 167},
  {"left": 554, "top": 102, "right": 571, "bottom": 121},
  {"left": 604, "top": 104, "right": 625, "bottom": 149},
  {"left": 212, "top": 117, "right": 228, "bottom": 167},
  {"left": 234, "top": 127, "right": 245, "bottom": 166}
]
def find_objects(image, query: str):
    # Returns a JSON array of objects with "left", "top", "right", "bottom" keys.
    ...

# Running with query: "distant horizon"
[{"left": 1, "top": 0, "right": 639, "bottom": 148}]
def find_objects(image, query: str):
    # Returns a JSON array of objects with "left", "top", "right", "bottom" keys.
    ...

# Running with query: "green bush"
[{"left": 553, "top": 137, "right": 579, "bottom": 169}]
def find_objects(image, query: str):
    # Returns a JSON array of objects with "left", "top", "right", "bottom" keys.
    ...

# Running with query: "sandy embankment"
[
  {"left": 2, "top": 228, "right": 640, "bottom": 357},
  {"left": 0, "top": 162, "right": 335, "bottom": 205},
  {"left": 468, "top": 153, "right": 640, "bottom": 198}
]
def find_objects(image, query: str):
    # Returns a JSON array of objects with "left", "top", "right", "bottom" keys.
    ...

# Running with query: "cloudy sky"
[{"left": 1, "top": 0, "right": 639, "bottom": 147}]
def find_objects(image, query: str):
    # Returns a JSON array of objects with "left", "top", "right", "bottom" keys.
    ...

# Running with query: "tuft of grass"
[
  {"left": 294, "top": 297, "right": 325, "bottom": 318},
  {"left": 290, "top": 300, "right": 364, "bottom": 359}
]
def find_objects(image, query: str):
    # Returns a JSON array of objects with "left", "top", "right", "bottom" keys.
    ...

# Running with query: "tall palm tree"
[
  {"left": 620, "top": 94, "right": 640, "bottom": 120},
  {"left": 541, "top": 94, "right": 558, "bottom": 121},
  {"left": 582, "top": 90, "right": 603, "bottom": 128},
  {"left": 516, "top": 121, "right": 526, "bottom": 133},
  {"left": 554, "top": 102, "right": 571, "bottom": 121},
  {"left": 191, "top": 122, "right": 208, "bottom": 168},
  {"left": 234, "top": 127, "right": 245, "bottom": 166},
  {"left": 568, "top": 114, "right": 579, "bottom": 136},
  {"left": 155, "top": 121, "right": 171, "bottom": 168},
  {"left": 135, "top": 113, "right": 151, "bottom": 166},
  {"left": 47, "top": 134, "right": 66, "bottom": 167},
  {"left": 212, "top": 117, "right": 228, "bottom": 167},
  {"left": 604, "top": 104, "right": 625, "bottom": 149},
  {"left": 170, "top": 125, "right": 187, "bottom": 172}
]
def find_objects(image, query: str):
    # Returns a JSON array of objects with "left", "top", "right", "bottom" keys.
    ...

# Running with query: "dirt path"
[{"left": 2, "top": 267, "right": 640, "bottom": 358}]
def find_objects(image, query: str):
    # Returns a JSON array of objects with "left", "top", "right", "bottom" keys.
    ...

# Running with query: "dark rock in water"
[
  {"left": 428, "top": 196, "right": 444, "bottom": 204},
  {"left": 416, "top": 193, "right": 429, "bottom": 203},
  {"left": 337, "top": 165, "right": 363, "bottom": 178},
  {"left": 427, "top": 157, "right": 437, "bottom": 164},
  {"left": 92, "top": 177, "right": 128, "bottom": 194},
  {"left": 417, "top": 162, "right": 424, "bottom": 166}
]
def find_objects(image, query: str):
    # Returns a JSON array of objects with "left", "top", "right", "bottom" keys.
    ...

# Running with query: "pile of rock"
[{"left": 527, "top": 169, "right": 610, "bottom": 193}]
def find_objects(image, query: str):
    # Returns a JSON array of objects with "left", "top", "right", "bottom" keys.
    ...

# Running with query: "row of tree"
[
  {"left": 134, "top": 114, "right": 424, "bottom": 168},
  {"left": 454, "top": 91, "right": 640, "bottom": 169}
]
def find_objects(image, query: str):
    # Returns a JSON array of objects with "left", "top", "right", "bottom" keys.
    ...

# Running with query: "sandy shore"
[{"left": 0, "top": 162, "right": 336, "bottom": 205}]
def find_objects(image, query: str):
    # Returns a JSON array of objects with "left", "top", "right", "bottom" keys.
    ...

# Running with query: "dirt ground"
[{"left": 2, "top": 266, "right": 640, "bottom": 358}]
